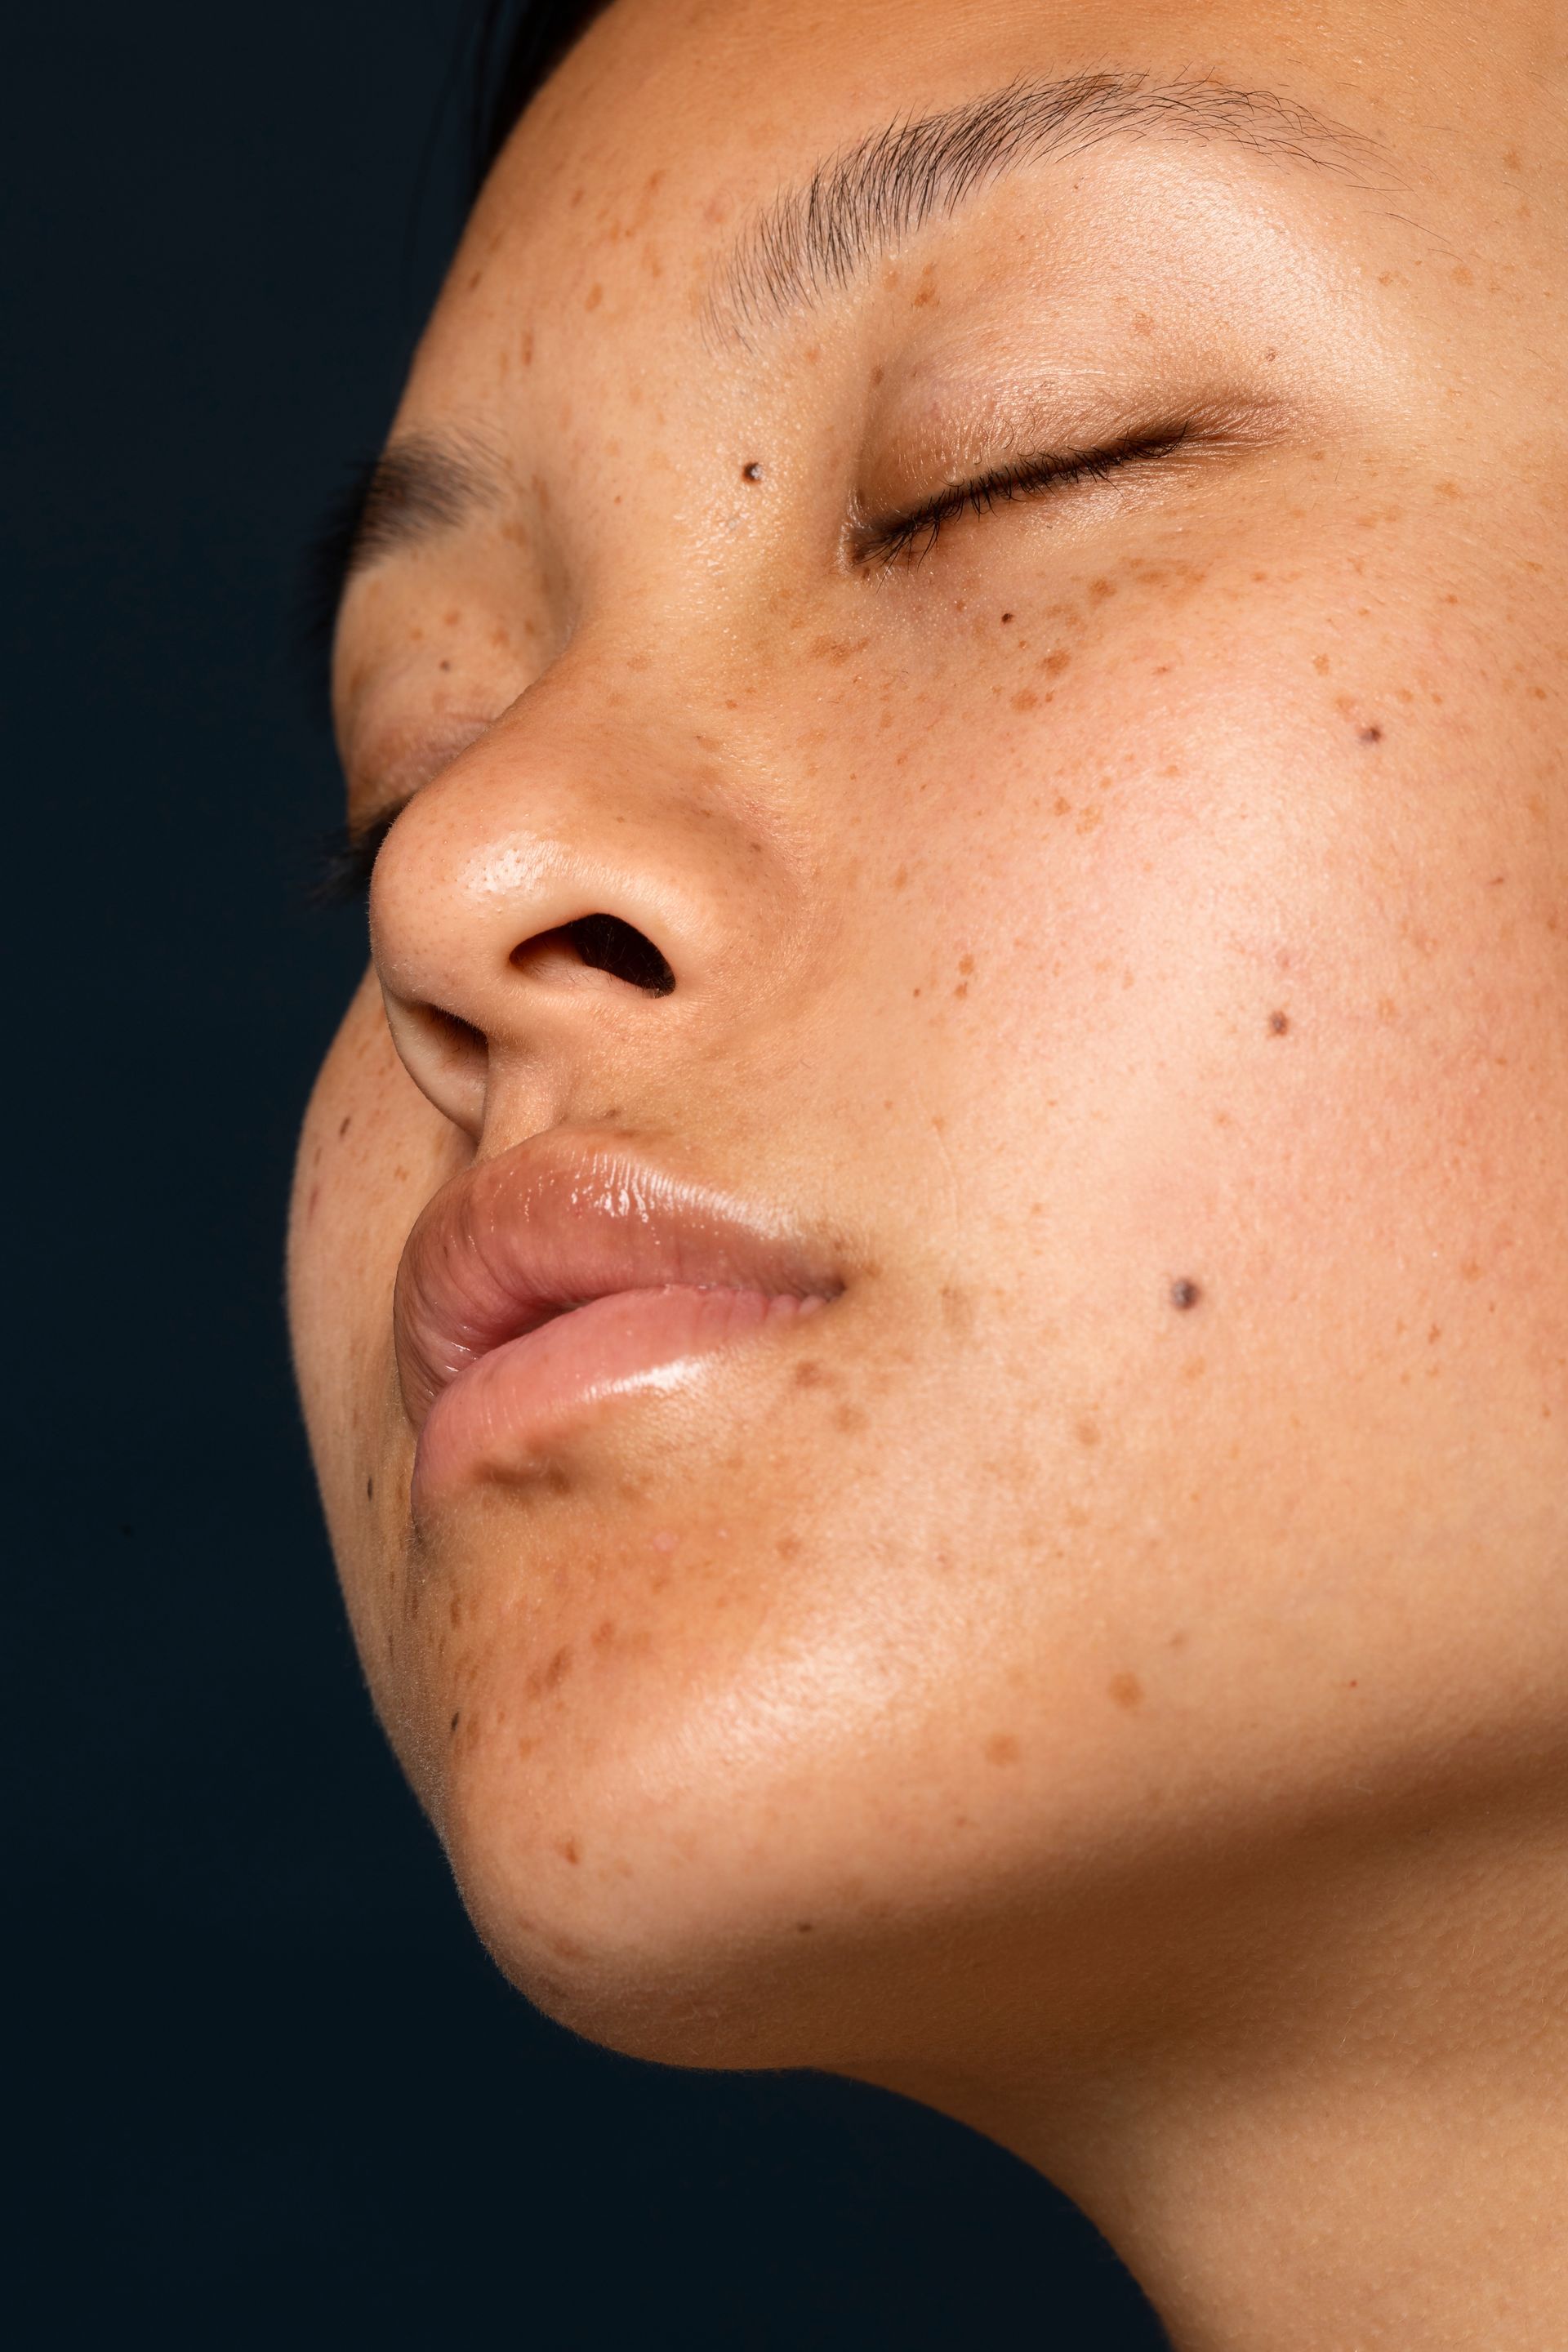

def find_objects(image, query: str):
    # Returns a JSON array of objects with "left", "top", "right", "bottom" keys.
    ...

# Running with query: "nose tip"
[{"left": 366, "top": 695, "right": 778, "bottom": 1136}]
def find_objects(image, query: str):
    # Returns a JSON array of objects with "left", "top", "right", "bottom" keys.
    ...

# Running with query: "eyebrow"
[
  {"left": 710, "top": 69, "right": 1392, "bottom": 343},
  {"left": 301, "top": 433, "right": 502, "bottom": 706}
]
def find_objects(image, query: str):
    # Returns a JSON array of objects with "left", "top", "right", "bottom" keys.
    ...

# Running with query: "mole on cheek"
[
  {"left": 1268, "top": 1009, "right": 1290, "bottom": 1035},
  {"left": 1170, "top": 1279, "right": 1202, "bottom": 1311}
]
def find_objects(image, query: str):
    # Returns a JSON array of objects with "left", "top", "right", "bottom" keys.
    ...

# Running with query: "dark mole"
[
  {"left": 795, "top": 1920, "right": 815, "bottom": 1933},
  {"left": 1000, "top": 611, "right": 1014, "bottom": 624},
  {"left": 1268, "top": 1009, "right": 1290, "bottom": 1035},
  {"left": 449, "top": 1711, "right": 461, "bottom": 1735},
  {"left": 338, "top": 1115, "right": 352, "bottom": 1138},
  {"left": 742, "top": 461, "right": 764, "bottom": 482},
  {"left": 1170, "top": 1278, "right": 1202, "bottom": 1311},
  {"left": 1359, "top": 724, "right": 1383, "bottom": 743},
  {"left": 365, "top": 1477, "right": 374, "bottom": 1500}
]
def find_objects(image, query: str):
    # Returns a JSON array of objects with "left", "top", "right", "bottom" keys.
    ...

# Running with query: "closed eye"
[{"left": 852, "top": 420, "right": 1194, "bottom": 570}]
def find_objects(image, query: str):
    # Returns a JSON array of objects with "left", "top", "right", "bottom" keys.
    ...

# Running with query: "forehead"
[{"left": 403, "top": 0, "right": 1415, "bottom": 404}]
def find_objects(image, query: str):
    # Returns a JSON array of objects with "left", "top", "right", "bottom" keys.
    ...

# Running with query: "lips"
[{"left": 394, "top": 1133, "right": 844, "bottom": 1495}]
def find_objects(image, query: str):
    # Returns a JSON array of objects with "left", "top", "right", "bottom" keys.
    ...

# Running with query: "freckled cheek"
[{"left": 289, "top": 982, "right": 451, "bottom": 1544}]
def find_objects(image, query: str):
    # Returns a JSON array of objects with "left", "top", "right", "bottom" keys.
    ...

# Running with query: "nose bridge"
[{"left": 368, "top": 654, "right": 795, "bottom": 1130}]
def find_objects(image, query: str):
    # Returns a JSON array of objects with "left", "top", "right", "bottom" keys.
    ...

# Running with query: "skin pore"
[{"left": 288, "top": 1, "right": 1568, "bottom": 2343}]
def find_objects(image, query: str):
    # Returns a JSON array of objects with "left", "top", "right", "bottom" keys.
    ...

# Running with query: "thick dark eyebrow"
[{"left": 710, "top": 69, "right": 1393, "bottom": 344}]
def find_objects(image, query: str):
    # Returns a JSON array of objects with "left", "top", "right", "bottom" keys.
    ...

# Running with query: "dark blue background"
[{"left": 8, "top": 4, "right": 1168, "bottom": 2341}]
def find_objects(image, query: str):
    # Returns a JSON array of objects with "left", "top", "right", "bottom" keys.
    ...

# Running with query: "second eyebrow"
[{"left": 709, "top": 69, "right": 1389, "bottom": 346}]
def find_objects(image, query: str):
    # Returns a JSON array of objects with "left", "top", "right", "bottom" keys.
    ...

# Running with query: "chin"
[{"left": 435, "top": 1740, "right": 863, "bottom": 2069}]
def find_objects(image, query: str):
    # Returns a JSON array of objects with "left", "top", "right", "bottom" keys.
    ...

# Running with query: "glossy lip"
[{"left": 394, "top": 1131, "right": 846, "bottom": 1500}]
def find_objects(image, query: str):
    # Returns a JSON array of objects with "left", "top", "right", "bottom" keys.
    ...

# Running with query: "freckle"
[
  {"left": 893, "top": 867, "right": 908, "bottom": 889},
  {"left": 834, "top": 1402, "right": 869, "bottom": 1435},
  {"left": 1088, "top": 577, "right": 1116, "bottom": 601},
  {"left": 952, "top": 980, "right": 969, "bottom": 997},
  {"left": 1359, "top": 724, "right": 1383, "bottom": 743},
  {"left": 795, "top": 1921, "right": 815, "bottom": 1934},
  {"left": 777, "top": 1534, "right": 801, "bottom": 1559},
  {"left": 1452, "top": 264, "right": 1473, "bottom": 285},
  {"left": 1108, "top": 1672, "right": 1143, "bottom": 1712},
  {"left": 958, "top": 954, "right": 974, "bottom": 974},
  {"left": 1169, "top": 1629, "right": 1189, "bottom": 1650},
  {"left": 1039, "top": 650, "right": 1071, "bottom": 675},
  {"left": 1180, "top": 1355, "right": 1206, "bottom": 1383},
  {"left": 1076, "top": 1419, "right": 1100, "bottom": 1446},
  {"left": 985, "top": 1733, "right": 1021, "bottom": 1766},
  {"left": 1460, "top": 1259, "right": 1482, "bottom": 1281},
  {"left": 584, "top": 283, "right": 603, "bottom": 310},
  {"left": 338, "top": 1114, "right": 352, "bottom": 1138},
  {"left": 794, "top": 1358, "right": 827, "bottom": 1387},
  {"left": 940, "top": 1285, "right": 974, "bottom": 1337},
  {"left": 1313, "top": 653, "right": 1330, "bottom": 674},
  {"left": 539, "top": 1646, "right": 573, "bottom": 1691},
  {"left": 556, "top": 1838, "right": 581, "bottom": 1865},
  {"left": 1075, "top": 805, "right": 1102, "bottom": 835},
  {"left": 1268, "top": 1009, "right": 1290, "bottom": 1035},
  {"left": 1170, "top": 1278, "right": 1201, "bottom": 1311},
  {"left": 1054, "top": 795, "right": 1073, "bottom": 817},
  {"left": 439, "top": 658, "right": 452, "bottom": 672},
  {"left": 591, "top": 1619, "right": 617, "bottom": 1649},
  {"left": 1428, "top": 1325, "right": 1442, "bottom": 1344}
]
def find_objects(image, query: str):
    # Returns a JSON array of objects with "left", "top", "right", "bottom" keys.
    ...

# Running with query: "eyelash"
[
  {"left": 308, "top": 804, "right": 403, "bottom": 907},
  {"left": 855, "top": 421, "right": 1192, "bottom": 569}
]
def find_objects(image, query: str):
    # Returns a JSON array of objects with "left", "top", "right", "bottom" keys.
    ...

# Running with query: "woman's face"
[{"left": 290, "top": 0, "right": 1568, "bottom": 2067}]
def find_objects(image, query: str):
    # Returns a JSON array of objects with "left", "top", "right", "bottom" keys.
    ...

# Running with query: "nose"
[{"left": 368, "top": 672, "right": 791, "bottom": 1135}]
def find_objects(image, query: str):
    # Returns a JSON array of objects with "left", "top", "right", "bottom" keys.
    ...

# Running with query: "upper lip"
[{"left": 394, "top": 1129, "right": 846, "bottom": 1430}]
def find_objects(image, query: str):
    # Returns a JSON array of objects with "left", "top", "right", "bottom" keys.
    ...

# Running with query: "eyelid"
[{"left": 850, "top": 421, "right": 1197, "bottom": 568}]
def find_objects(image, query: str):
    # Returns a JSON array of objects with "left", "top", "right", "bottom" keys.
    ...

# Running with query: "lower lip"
[{"left": 412, "top": 1284, "right": 825, "bottom": 1503}]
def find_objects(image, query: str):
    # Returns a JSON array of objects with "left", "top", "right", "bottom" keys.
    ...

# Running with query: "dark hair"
[{"left": 470, "top": 0, "right": 617, "bottom": 192}]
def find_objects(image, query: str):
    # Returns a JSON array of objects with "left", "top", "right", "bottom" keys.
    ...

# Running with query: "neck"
[{"left": 875, "top": 1775, "right": 1568, "bottom": 2350}]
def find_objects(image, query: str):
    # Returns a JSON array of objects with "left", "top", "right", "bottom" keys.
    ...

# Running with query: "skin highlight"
[{"left": 289, "top": 2, "right": 1568, "bottom": 2344}]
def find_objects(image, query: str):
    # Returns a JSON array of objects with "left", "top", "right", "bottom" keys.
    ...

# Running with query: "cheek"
[{"left": 288, "top": 970, "right": 465, "bottom": 1763}]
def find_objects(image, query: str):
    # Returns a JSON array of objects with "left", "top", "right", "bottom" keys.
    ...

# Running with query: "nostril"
[
  {"left": 511, "top": 914, "right": 676, "bottom": 996},
  {"left": 568, "top": 914, "right": 675, "bottom": 996}
]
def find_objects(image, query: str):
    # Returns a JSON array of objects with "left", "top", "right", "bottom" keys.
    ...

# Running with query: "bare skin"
[{"left": 288, "top": 2, "right": 1568, "bottom": 2342}]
